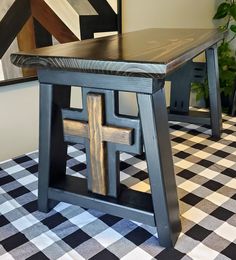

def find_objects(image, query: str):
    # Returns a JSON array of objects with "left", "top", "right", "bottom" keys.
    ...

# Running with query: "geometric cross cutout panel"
[{"left": 64, "top": 93, "right": 134, "bottom": 196}]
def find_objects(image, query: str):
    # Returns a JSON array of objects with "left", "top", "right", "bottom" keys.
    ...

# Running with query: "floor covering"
[{"left": 0, "top": 115, "right": 236, "bottom": 259}]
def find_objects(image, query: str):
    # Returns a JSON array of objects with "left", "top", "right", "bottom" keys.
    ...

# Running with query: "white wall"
[
  {"left": 0, "top": 82, "right": 39, "bottom": 161},
  {"left": 0, "top": 0, "right": 218, "bottom": 161},
  {"left": 123, "top": 0, "right": 217, "bottom": 32}
]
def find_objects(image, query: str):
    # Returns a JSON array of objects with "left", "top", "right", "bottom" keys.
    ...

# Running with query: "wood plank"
[
  {"left": 89, "top": 0, "right": 116, "bottom": 16},
  {"left": 17, "top": 16, "right": 36, "bottom": 77},
  {"left": 0, "top": 0, "right": 23, "bottom": 79},
  {"left": 11, "top": 28, "right": 224, "bottom": 77},
  {"left": 67, "top": 0, "right": 97, "bottom": 15},
  {"left": 31, "top": 0, "right": 78, "bottom": 43},
  {"left": 33, "top": 18, "right": 53, "bottom": 48},
  {"left": 106, "top": 0, "right": 117, "bottom": 13},
  {"left": 0, "top": 0, "right": 15, "bottom": 21},
  {"left": 63, "top": 119, "right": 133, "bottom": 145},
  {"left": 0, "top": 75, "right": 37, "bottom": 86},
  {"left": 63, "top": 119, "right": 88, "bottom": 138},
  {"left": 79, "top": 14, "right": 117, "bottom": 39},
  {"left": 49, "top": 175, "right": 155, "bottom": 226},
  {"left": 44, "top": 0, "right": 80, "bottom": 39},
  {"left": 102, "top": 126, "right": 133, "bottom": 145},
  {"left": 36, "top": 70, "right": 156, "bottom": 94},
  {"left": 87, "top": 93, "right": 107, "bottom": 195},
  {"left": 1, "top": 39, "right": 22, "bottom": 80},
  {"left": 0, "top": 0, "right": 31, "bottom": 58},
  {"left": 79, "top": 0, "right": 118, "bottom": 39},
  {"left": 44, "top": 0, "right": 97, "bottom": 40},
  {"left": 17, "top": 17, "right": 36, "bottom": 51}
]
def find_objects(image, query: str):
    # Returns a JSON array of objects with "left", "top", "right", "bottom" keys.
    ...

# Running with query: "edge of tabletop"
[{"left": 10, "top": 29, "right": 225, "bottom": 79}]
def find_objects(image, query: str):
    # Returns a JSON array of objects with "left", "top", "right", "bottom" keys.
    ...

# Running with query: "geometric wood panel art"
[
  {"left": 44, "top": 0, "right": 98, "bottom": 39},
  {"left": 0, "top": 0, "right": 33, "bottom": 80},
  {"left": 0, "top": 0, "right": 15, "bottom": 21},
  {"left": 17, "top": 16, "right": 37, "bottom": 77},
  {"left": 0, "top": 0, "right": 120, "bottom": 82}
]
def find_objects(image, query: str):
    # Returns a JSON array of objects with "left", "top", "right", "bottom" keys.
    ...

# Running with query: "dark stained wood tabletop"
[{"left": 11, "top": 28, "right": 224, "bottom": 78}]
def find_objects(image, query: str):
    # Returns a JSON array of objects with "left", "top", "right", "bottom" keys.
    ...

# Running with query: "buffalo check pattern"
[{"left": 1, "top": 115, "right": 236, "bottom": 260}]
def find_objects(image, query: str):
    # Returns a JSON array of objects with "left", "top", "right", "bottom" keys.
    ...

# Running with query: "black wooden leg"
[
  {"left": 169, "top": 61, "right": 193, "bottom": 114},
  {"left": 206, "top": 45, "right": 222, "bottom": 138},
  {"left": 137, "top": 88, "right": 181, "bottom": 247},
  {"left": 38, "top": 83, "right": 71, "bottom": 212}
]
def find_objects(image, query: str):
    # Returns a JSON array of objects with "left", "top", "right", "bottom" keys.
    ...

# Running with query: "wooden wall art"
[{"left": 0, "top": 0, "right": 121, "bottom": 86}]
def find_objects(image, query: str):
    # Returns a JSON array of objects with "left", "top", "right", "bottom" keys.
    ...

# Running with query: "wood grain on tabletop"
[{"left": 11, "top": 28, "right": 224, "bottom": 77}]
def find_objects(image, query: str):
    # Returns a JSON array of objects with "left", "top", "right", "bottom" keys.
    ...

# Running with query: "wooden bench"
[{"left": 11, "top": 28, "right": 224, "bottom": 247}]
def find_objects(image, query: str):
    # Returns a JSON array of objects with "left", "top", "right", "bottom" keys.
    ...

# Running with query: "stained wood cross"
[{"left": 64, "top": 93, "right": 133, "bottom": 195}]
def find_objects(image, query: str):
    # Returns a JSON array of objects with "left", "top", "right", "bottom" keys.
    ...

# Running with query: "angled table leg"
[
  {"left": 38, "top": 83, "right": 71, "bottom": 212},
  {"left": 169, "top": 61, "right": 193, "bottom": 114},
  {"left": 137, "top": 85, "right": 181, "bottom": 247},
  {"left": 206, "top": 45, "right": 222, "bottom": 138}
]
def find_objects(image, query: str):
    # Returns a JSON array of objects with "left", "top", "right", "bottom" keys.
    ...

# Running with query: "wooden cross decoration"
[{"left": 64, "top": 92, "right": 134, "bottom": 196}]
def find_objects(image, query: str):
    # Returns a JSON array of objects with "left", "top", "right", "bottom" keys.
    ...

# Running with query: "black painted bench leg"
[
  {"left": 169, "top": 61, "right": 193, "bottom": 115},
  {"left": 206, "top": 45, "right": 222, "bottom": 138},
  {"left": 38, "top": 83, "right": 71, "bottom": 212},
  {"left": 137, "top": 87, "right": 181, "bottom": 247}
]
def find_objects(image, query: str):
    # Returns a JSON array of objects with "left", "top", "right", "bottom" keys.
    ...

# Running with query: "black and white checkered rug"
[{"left": 1, "top": 115, "right": 236, "bottom": 260}]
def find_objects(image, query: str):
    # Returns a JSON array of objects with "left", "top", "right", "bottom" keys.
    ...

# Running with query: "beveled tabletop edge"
[
  {"left": 11, "top": 28, "right": 225, "bottom": 78},
  {"left": 10, "top": 54, "right": 167, "bottom": 78},
  {"left": 166, "top": 32, "right": 224, "bottom": 74}
]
